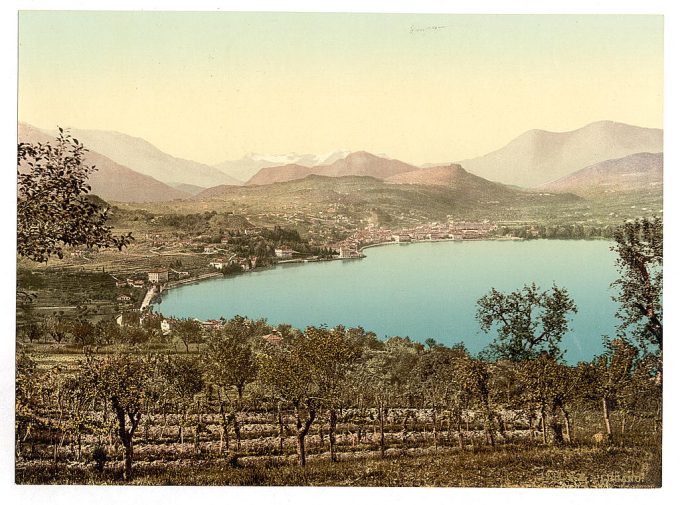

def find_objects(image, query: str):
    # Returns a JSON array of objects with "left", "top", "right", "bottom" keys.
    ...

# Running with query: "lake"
[{"left": 155, "top": 240, "right": 621, "bottom": 363}]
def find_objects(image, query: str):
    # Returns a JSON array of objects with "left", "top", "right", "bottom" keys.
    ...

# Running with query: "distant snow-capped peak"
[{"left": 245, "top": 150, "right": 351, "bottom": 166}]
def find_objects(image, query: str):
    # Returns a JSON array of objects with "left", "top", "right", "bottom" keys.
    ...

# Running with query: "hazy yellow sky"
[{"left": 18, "top": 12, "right": 663, "bottom": 165}]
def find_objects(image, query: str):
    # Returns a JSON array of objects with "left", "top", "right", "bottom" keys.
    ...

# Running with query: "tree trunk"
[
  {"left": 401, "top": 412, "right": 409, "bottom": 446},
  {"left": 297, "top": 432, "right": 307, "bottom": 467},
  {"left": 295, "top": 403, "right": 316, "bottom": 467},
  {"left": 485, "top": 407, "right": 496, "bottom": 448},
  {"left": 329, "top": 408, "right": 338, "bottom": 462},
  {"left": 217, "top": 391, "right": 230, "bottom": 455},
  {"left": 540, "top": 408, "right": 548, "bottom": 444},
  {"left": 378, "top": 405, "right": 386, "bottom": 458},
  {"left": 277, "top": 405, "right": 285, "bottom": 455},
  {"left": 621, "top": 411, "right": 627, "bottom": 435},
  {"left": 233, "top": 414, "right": 242, "bottom": 452},
  {"left": 549, "top": 409, "right": 564, "bottom": 446},
  {"left": 194, "top": 424, "right": 201, "bottom": 455},
  {"left": 432, "top": 409, "right": 438, "bottom": 450},
  {"left": 123, "top": 440, "right": 134, "bottom": 481},
  {"left": 112, "top": 396, "right": 141, "bottom": 482},
  {"left": 446, "top": 414, "right": 452, "bottom": 444},
  {"left": 561, "top": 407, "right": 573, "bottom": 444},
  {"left": 457, "top": 418, "right": 465, "bottom": 450},
  {"left": 496, "top": 412, "right": 506, "bottom": 441},
  {"left": 602, "top": 397, "right": 613, "bottom": 442}
]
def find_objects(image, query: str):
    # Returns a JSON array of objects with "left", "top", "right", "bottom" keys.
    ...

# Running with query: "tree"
[
  {"left": 349, "top": 351, "right": 395, "bottom": 457},
  {"left": 202, "top": 330, "right": 257, "bottom": 454},
  {"left": 16, "top": 352, "right": 43, "bottom": 458},
  {"left": 303, "top": 326, "right": 362, "bottom": 462},
  {"left": 69, "top": 318, "right": 95, "bottom": 346},
  {"left": 20, "top": 321, "right": 41, "bottom": 343},
  {"left": 173, "top": 318, "right": 204, "bottom": 353},
  {"left": 477, "top": 283, "right": 577, "bottom": 362},
  {"left": 121, "top": 325, "right": 150, "bottom": 346},
  {"left": 516, "top": 354, "right": 581, "bottom": 445},
  {"left": 258, "top": 339, "right": 317, "bottom": 467},
  {"left": 44, "top": 314, "right": 69, "bottom": 344},
  {"left": 78, "top": 352, "right": 160, "bottom": 481},
  {"left": 17, "top": 128, "right": 132, "bottom": 263},
  {"left": 141, "top": 311, "right": 165, "bottom": 342},
  {"left": 583, "top": 338, "right": 638, "bottom": 443},
  {"left": 458, "top": 356, "right": 497, "bottom": 447},
  {"left": 411, "top": 345, "right": 469, "bottom": 451},
  {"left": 159, "top": 356, "right": 204, "bottom": 450},
  {"left": 611, "top": 218, "right": 663, "bottom": 353},
  {"left": 94, "top": 319, "right": 121, "bottom": 346},
  {"left": 257, "top": 326, "right": 360, "bottom": 466}
]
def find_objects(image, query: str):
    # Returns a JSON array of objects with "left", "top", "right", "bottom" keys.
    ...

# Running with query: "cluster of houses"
[
  {"left": 112, "top": 312, "right": 286, "bottom": 348},
  {"left": 331, "top": 221, "right": 498, "bottom": 253},
  {"left": 115, "top": 278, "right": 145, "bottom": 289},
  {"left": 113, "top": 268, "right": 171, "bottom": 291},
  {"left": 209, "top": 256, "right": 259, "bottom": 271},
  {"left": 113, "top": 268, "right": 174, "bottom": 307}
]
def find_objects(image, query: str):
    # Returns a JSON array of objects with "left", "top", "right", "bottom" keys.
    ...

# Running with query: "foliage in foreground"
[{"left": 17, "top": 129, "right": 132, "bottom": 263}]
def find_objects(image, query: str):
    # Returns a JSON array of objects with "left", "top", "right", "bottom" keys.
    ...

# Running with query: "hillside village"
[{"left": 15, "top": 212, "right": 505, "bottom": 346}]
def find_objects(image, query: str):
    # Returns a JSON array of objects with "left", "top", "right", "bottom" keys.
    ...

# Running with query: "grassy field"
[{"left": 16, "top": 442, "right": 660, "bottom": 487}]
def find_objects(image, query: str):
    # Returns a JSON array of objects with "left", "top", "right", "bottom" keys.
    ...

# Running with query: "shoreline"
[
  {"left": 152, "top": 235, "right": 607, "bottom": 305},
  {"left": 154, "top": 237, "right": 515, "bottom": 303},
  {"left": 154, "top": 254, "right": 363, "bottom": 300}
]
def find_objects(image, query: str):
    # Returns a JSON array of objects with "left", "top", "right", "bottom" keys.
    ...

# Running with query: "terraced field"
[{"left": 16, "top": 349, "right": 661, "bottom": 487}]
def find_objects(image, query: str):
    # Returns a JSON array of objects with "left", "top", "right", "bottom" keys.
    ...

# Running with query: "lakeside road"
[
  {"left": 162, "top": 272, "right": 223, "bottom": 292},
  {"left": 140, "top": 285, "right": 158, "bottom": 310}
]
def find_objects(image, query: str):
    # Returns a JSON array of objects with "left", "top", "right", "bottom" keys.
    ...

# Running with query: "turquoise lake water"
[{"left": 155, "top": 240, "right": 621, "bottom": 363}]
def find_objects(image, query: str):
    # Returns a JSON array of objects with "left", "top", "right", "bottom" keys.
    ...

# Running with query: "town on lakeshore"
[{"left": 75, "top": 220, "right": 502, "bottom": 332}]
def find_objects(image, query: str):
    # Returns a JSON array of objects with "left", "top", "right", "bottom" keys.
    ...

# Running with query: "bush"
[{"left": 92, "top": 446, "right": 109, "bottom": 472}]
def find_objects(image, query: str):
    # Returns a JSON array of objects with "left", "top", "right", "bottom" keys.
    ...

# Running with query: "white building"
[
  {"left": 148, "top": 269, "right": 169, "bottom": 283},
  {"left": 209, "top": 258, "right": 227, "bottom": 270},
  {"left": 338, "top": 247, "right": 356, "bottom": 258},
  {"left": 160, "top": 319, "right": 171, "bottom": 336},
  {"left": 274, "top": 247, "right": 293, "bottom": 259}
]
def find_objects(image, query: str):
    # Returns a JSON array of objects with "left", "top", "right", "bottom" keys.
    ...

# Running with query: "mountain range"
[
  {"left": 18, "top": 120, "right": 663, "bottom": 204},
  {"left": 18, "top": 123, "right": 189, "bottom": 203},
  {"left": 455, "top": 121, "right": 663, "bottom": 187},
  {"left": 245, "top": 151, "right": 418, "bottom": 185},
  {"left": 213, "top": 150, "right": 350, "bottom": 182},
  {"left": 538, "top": 152, "right": 663, "bottom": 196},
  {"left": 49, "top": 127, "right": 242, "bottom": 188}
]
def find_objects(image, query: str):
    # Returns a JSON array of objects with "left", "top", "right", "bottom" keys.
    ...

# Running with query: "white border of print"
[{"left": 2, "top": 2, "right": 677, "bottom": 505}]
